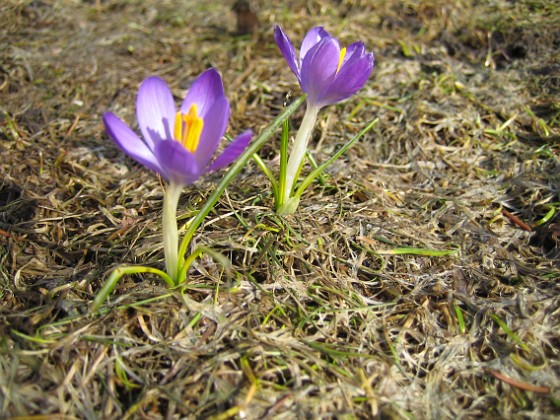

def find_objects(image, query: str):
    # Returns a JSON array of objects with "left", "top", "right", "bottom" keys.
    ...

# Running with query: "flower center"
[
  {"left": 173, "top": 104, "right": 204, "bottom": 153},
  {"left": 336, "top": 47, "right": 347, "bottom": 73}
]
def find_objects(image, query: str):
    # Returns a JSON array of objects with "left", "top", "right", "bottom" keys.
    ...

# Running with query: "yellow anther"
[
  {"left": 173, "top": 104, "right": 204, "bottom": 153},
  {"left": 173, "top": 111, "right": 183, "bottom": 144},
  {"left": 337, "top": 47, "right": 347, "bottom": 73}
]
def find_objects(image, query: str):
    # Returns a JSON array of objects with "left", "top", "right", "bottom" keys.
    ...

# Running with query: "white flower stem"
[
  {"left": 162, "top": 181, "right": 182, "bottom": 282},
  {"left": 281, "top": 105, "right": 320, "bottom": 210}
]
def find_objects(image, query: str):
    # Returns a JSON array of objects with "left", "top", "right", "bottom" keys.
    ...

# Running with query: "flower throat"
[{"left": 174, "top": 104, "right": 203, "bottom": 153}]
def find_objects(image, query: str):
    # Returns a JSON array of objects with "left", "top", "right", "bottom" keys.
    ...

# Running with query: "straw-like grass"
[{"left": 1, "top": 0, "right": 558, "bottom": 418}]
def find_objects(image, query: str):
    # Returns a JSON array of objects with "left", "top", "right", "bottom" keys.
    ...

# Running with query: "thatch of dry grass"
[{"left": 1, "top": 0, "right": 559, "bottom": 418}]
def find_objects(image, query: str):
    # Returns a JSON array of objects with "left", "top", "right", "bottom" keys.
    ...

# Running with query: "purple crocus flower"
[
  {"left": 103, "top": 68, "right": 252, "bottom": 281},
  {"left": 274, "top": 26, "right": 374, "bottom": 109},
  {"left": 103, "top": 68, "right": 252, "bottom": 186}
]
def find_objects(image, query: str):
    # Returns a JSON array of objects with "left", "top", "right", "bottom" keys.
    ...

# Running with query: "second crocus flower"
[
  {"left": 274, "top": 26, "right": 374, "bottom": 110},
  {"left": 273, "top": 26, "right": 374, "bottom": 214}
]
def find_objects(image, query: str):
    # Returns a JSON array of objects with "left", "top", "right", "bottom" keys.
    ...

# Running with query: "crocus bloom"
[
  {"left": 103, "top": 68, "right": 252, "bottom": 186},
  {"left": 274, "top": 26, "right": 374, "bottom": 109},
  {"left": 103, "top": 69, "right": 251, "bottom": 280},
  {"left": 273, "top": 26, "right": 374, "bottom": 214}
]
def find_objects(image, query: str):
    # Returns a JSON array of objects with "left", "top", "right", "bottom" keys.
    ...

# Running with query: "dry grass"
[{"left": 1, "top": 0, "right": 559, "bottom": 418}]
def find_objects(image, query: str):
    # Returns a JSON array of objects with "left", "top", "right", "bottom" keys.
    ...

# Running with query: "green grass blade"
[
  {"left": 277, "top": 118, "right": 290, "bottom": 208},
  {"left": 252, "top": 152, "right": 278, "bottom": 201},
  {"left": 534, "top": 205, "right": 556, "bottom": 227},
  {"left": 90, "top": 265, "right": 174, "bottom": 313},
  {"left": 490, "top": 313, "right": 530, "bottom": 353},
  {"left": 377, "top": 247, "right": 458, "bottom": 256},
  {"left": 454, "top": 304, "right": 466, "bottom": 334}
]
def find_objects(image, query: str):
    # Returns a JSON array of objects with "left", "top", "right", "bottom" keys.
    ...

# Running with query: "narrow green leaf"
[
  {"left": 277, "top": 118, "right": 290, "bottom": 208},
  {"left": 377, "top": 247, "right": 458, "bottom": 257},
  {"left": 90, "top": 265, "right": 173, "bottom": 312},
  {"left": 252, "top": 152, "right": 278, "bottom": 201},
  {"left": 454, "top": 304, "right": 466, "bottom": 334},
  {"left": 490, "top": 313, "right": 530, "bottom": 352},
  {"left": 534, "top": 206, "right": 556, "bottom": 227}
]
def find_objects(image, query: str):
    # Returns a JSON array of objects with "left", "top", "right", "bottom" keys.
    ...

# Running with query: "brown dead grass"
[{"left": 1, "top": 0, "right": 559, "bottom": 418}]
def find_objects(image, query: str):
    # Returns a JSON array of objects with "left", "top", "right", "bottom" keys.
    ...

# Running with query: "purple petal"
[
  {"left": 300, "top": 27, "right": 331, "bottom": 61},
  {"left": 103, "top": 112, "right": 164, "bottom": 175},
  {"left": 193, "top": 97, "right": 230, "bottom": 168},
  {"left": 274, "top": 26, "right": 300, "bottom": 79},
  {"left": 300, "top": 38, "right": 340, "bottom": 106},
  {"left": 180, "top": 68, "right": 225, "bottom": 119},
  {"left": 136, "top": 76, "right": 176, "bottom": 150},
  {"left": 340, "top": 42, "right": 366, "bottom": 67},
  {"left": 154, "top": 140, "right": 202, "bottom": 185},
  {"left": 319, "top": 52, "right": 374, "bottom": 106},
  {"left": 209, "top": 130, "right": 252, "bottom": 172}
]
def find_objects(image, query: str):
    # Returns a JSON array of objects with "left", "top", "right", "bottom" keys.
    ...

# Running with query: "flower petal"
[
  {"left": 300, "top": 37, "right": 340, "bottom": 106},
  {"left": 300, "top": 27, "right": 331, "bottom": 62},
  {"left": 193, "top": 96, "right": 230, "bottom": 168},
  {"left": 275, "top": 27, "right": 375, "bottom": 109},
  {"left": 274, "top": 26, "right": 300, "bottom": 79},
  {"left": 180, "top": 68, "right": 225, "bottom": 119},
  {"left": 136, "top": 76, "right": 176, "bottom": 150},
  {"left": 209, "top": 130, "right": 252, "bottom": 172},
  {"left": 154, "top": 140, "right": 202, "bottom": 185},
  {"left": 340, "top": 41, "right": 365, "bottom": 67},
  {"left": 321, "top": 51, "right": 374, "bottom": 106},
  {"left": 103, "top": 112, "right": 164, "bottom": 175}
]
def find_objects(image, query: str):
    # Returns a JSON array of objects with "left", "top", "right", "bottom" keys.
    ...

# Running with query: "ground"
[{"left": 1, "top": 0, "right": 559, "bottom": 418}]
